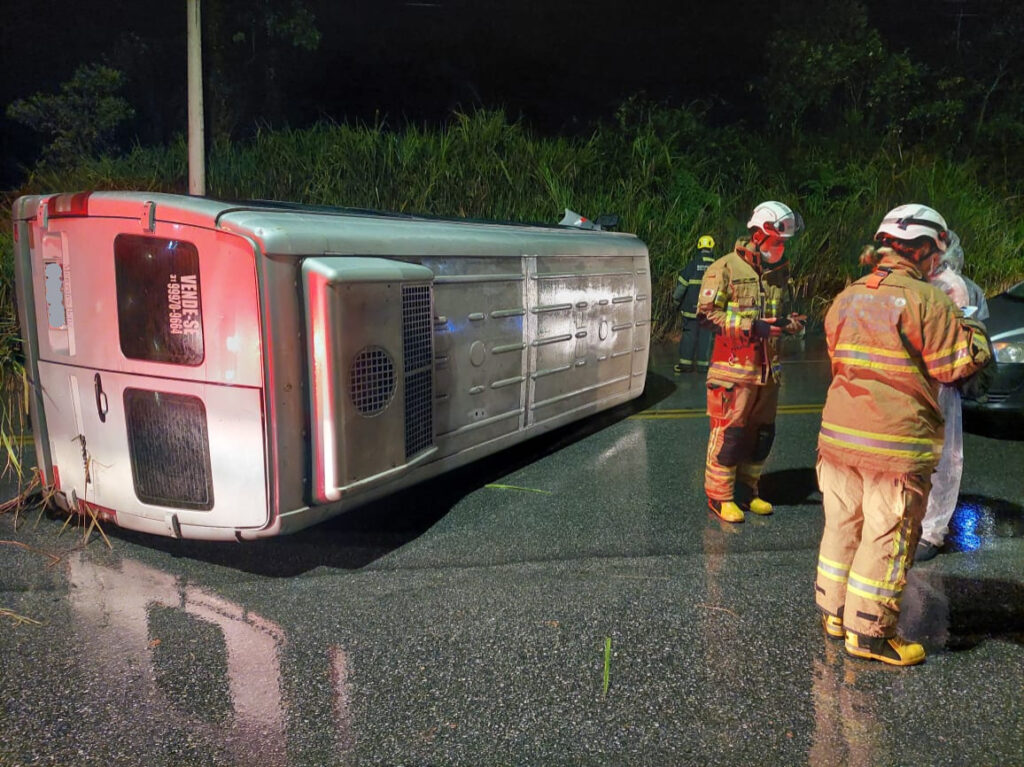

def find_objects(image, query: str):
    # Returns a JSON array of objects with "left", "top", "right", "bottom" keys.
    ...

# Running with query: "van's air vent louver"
[
  {"left": 350, "top": 346, "right": 396, "bottom": 416},
  {"left": 404, "top": 370, "right": 433, "bottom": 457},
  {"left": 402, "top": 284, "right": 434, "bottom": 458},
  {"left": 124, "top": 388, "right": 214, "bottom": 510},
  {"left": 402, "top": 285, "right": 433, "bottom": 372}
]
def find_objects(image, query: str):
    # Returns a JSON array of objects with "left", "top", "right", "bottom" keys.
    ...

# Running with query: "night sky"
[{"left": 0, "top": 0, "right": 1006, "bottom": 188}]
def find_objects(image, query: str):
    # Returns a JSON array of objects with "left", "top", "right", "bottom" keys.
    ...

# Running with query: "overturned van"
[{"left": 11, "top": 192, "right": 650, "bottom": 540}]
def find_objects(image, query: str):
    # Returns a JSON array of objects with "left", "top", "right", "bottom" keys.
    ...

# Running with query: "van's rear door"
[{"left": 29, "top": 199, "right": 268, "bottom": 536}]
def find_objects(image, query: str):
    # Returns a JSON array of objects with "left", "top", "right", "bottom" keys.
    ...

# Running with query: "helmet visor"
[{"left": 765, "top": 210, "right": 804, "bottom": 239}]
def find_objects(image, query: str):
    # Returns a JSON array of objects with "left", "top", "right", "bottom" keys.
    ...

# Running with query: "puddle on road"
[{"left": 946, "top": 495, "right": 1024, "bottom": 551}]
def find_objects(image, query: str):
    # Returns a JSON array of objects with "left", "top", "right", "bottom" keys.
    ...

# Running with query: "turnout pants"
[
  {"left": 704, "top": 381, "right": 778, "bottom": 501},
  {"left": 678, "top": 314, "right": 712, "bottom": 369},
  {"left": 815, "top": 457, "right": 931, "bottom": 637}
]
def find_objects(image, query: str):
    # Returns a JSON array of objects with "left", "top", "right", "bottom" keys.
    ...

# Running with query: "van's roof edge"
[
  {"left": 219, "top": 197, "right": 629, "bottom": 235},
  {"left": 13, "top": 191, "right": 632, "bottom": 237}
]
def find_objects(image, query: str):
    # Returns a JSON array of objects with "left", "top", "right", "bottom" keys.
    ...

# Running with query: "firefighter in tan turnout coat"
[
  {"left": 815, "top": 204, "right": 992, "bottom": 667},
  {"left": 697, "top": 201, "right": 806, "bottom": 524}
]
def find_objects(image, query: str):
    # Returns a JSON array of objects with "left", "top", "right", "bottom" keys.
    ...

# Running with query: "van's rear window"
[{"left": 114, "top": 234, "right": 205, "bottom": 366}]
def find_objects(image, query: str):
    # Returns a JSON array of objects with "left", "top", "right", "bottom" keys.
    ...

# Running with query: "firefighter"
[
  {"left": 815, "top": 204, "right": 992, "bottom": 666},
  {"left": 697, "top": 201, "right": 805, "bottom": 524},
  {"left": 673, "top": 235, "right": 717, "bottom": 374}
]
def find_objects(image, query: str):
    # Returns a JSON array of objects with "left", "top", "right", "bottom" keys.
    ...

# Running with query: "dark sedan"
[{"left": 963, "top": 280, "right": 1024, "bottom": 434}]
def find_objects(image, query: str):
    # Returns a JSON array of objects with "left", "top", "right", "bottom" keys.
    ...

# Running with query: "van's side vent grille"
[
  {"left": 402, "top": 284, "right": 434, "bottom": 458},
  {"left": 402, "top": 285, "right": 433, "bottom": 372},
  {"left": 404, "top": 370, "right": 433, "bottom": 457},
  {"left": 350, "top": 347, "right": 396, "bottom": 416},
  {"left": 124, "top": 388, "right": 214, "bottom": 510}
]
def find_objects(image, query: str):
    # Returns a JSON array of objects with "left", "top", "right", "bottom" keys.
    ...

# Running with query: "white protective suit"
[{"left": 921, "top": 233, "right": 975, "bottom": 548}]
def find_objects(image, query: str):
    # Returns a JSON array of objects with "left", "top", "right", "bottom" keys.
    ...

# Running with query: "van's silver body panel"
[{"left": 12, "top": 192, "right": 650, "bottom": 540}]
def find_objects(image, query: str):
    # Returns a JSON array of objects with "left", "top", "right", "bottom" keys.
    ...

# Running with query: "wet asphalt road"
[{"left": 2, "top": 338, "right": 1023, "bottom": 767}]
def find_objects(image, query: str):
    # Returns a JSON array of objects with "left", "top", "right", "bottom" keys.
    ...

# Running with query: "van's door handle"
[{"left": 93, "top": 373, "right": 108, "bottom": 423}]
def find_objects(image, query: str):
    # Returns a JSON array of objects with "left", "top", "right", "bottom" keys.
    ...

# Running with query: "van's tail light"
[
  {"left": 48, "top": 464, "right": 61, "bottom": 490},
  {"left": 78, "top": 499, "right": 117, "bottom": 524},
  {"left": 49, "top": 192, "right": 91, "bottom": 217}
]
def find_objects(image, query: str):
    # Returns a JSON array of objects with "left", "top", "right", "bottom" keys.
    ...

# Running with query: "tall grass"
[
  {"left": 4, "top": 108, "right": 1023, "bottom": 417},
  {"left": 0, "top": 226, "right": 27, "bottom": 478}
]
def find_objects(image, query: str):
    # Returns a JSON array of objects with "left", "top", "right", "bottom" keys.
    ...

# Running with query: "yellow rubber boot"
[
  {"left": 735, "top": 485, "right": 773, "bottom": 515},
  {"left": 844, "top": 631, "right": 926, "bottom": 666},
  {"left": 708, "top": 499, "right": 745, "bottom": 524},
  {"left": 822, "top": 613, "right": 844, "bottom": 639},
  {"left": 745, "top": 497, "right": 774, "bottom": 516}
]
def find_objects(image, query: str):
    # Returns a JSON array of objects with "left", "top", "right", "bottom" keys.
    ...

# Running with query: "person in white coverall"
[
  {"left": 942, "top": 231, "right": 989, "bottom": 323},
  {"left": 917, "top": 231, "right": 987, "bottom": 561}
]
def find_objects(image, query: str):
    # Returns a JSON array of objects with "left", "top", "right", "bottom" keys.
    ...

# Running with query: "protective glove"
[
  {"left": 750, "top": 318, "right": 783, "bottom": 339},
  {"left": 784, "top": 313, "right": 807, "bottom": 334},
  {"left": 957, "top": 320, "right": 996, "bottom": 400},
  {"left": 957, "top": 358, "right": 996, "bottom": 401}
]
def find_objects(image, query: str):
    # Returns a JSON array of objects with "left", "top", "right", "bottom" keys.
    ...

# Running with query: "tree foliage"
[
  {"left": 758, "top": 1, "right": 923, "bottom": 140},
  {"left": 5, "top": 63, "right": 134, "bottom": 170},
  {"left": 205, "top": 0, "right": 321, "bottom": 140}
]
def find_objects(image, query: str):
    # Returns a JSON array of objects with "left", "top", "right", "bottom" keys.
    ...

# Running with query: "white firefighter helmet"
[
  {"left": 747, "top": 201, "right": 803, "bottom": 239},
  {"left": 875, "top": 204, "right": 950, "bottom": 252}
]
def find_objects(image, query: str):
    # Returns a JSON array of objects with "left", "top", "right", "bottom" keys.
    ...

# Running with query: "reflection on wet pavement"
[
  {"left": 809, "top": 641, "right": 882, "bottom": 767},
  {"left": 947, "top": 495, "right": 1024, "bottom": 552},
  {"left": 67, "top": 553, "right": 350, "bottom": 766}
]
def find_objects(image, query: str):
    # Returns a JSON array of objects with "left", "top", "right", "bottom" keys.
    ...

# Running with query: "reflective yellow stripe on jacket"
[
  {"left": 924, "top": 340, "right": 972, "bottom": 376},
  {"left": 724, "top": 301, "right": 755, "bottom": 342},
  {"left": 832, "top": 343, "right": 918, "bottom": 373},
  {"left": 819, "top": 421, "right": 938, "bottom": 463}
]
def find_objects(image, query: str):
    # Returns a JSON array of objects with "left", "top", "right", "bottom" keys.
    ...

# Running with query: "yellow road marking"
[
  {"left": 629, "top": 404, "right": 823, "bottom": 420},
  {"left": 485, "top": 483, "right": 552, "bottom": 495}
]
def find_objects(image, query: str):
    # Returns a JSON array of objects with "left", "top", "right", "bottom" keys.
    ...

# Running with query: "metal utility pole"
[{"left": 187, "top": 0, "right": 206, "bottom": 196}]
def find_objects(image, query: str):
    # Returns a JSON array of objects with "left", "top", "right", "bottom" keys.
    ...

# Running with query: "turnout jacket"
[
  {"left": 818, "top": 250, "right": 992, "bottom": 475},
  {"left": 697, "top": 239, "right": 794, "bottom": 386},
  {"left": 673, "top": 248, "right": 716, "bottom": 317}
]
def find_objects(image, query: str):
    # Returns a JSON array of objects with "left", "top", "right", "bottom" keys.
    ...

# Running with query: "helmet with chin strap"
[
  {"left": 747, "top": 201, "right": 804, "bottom": 240},
  {"left": 697, "top": 235, "right": 715, "bottom": 250},
  {"left": 875, "top": 204, "right": 949, "bottom": 253}
]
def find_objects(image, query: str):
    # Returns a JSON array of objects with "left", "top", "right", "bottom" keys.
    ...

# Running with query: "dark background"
[{"left": 0, "top": 0, "right": 1014, "bottom": 189}]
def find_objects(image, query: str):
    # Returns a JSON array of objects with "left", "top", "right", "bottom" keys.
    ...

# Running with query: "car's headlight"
[{"left": 993, "top": 341, "right": 1024, "bottom": 363}]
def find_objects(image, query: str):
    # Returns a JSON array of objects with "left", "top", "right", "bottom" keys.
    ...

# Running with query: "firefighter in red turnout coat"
[{"left": 697, "top": 201, "right": 805, "bottom": 524}]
